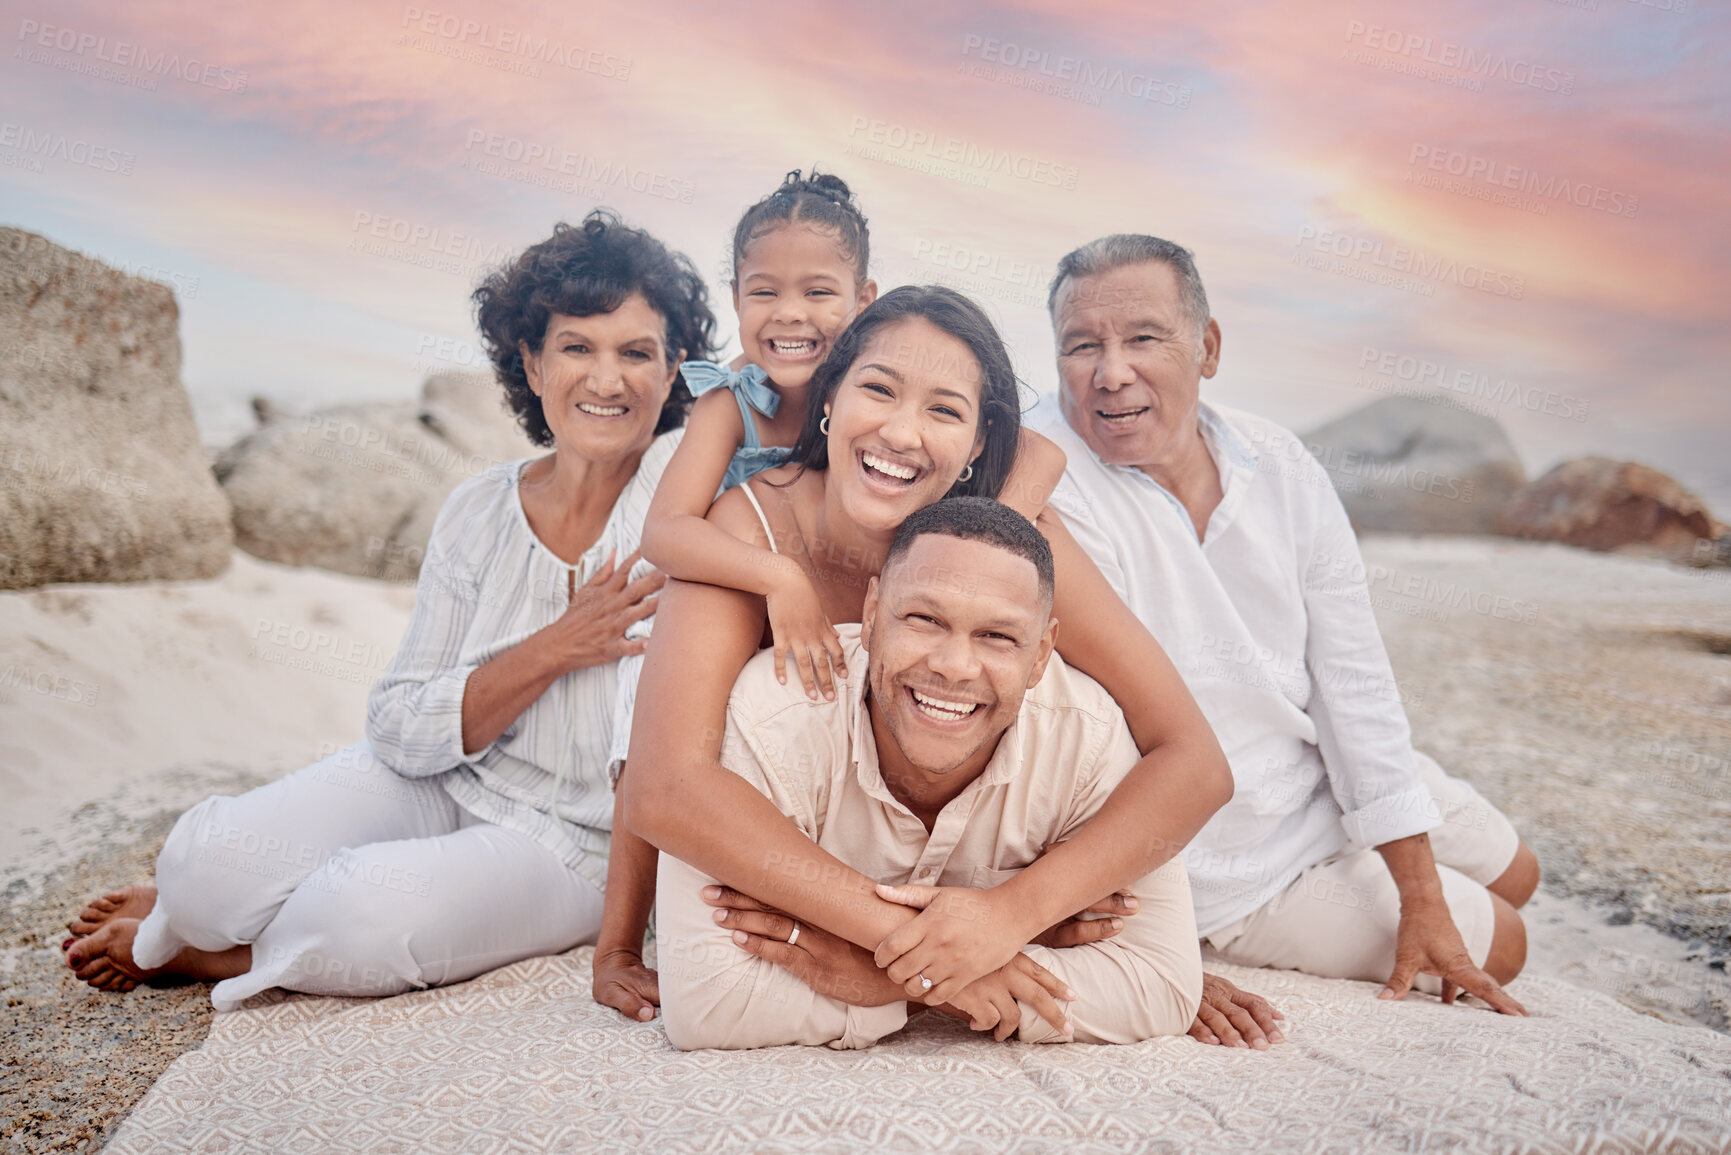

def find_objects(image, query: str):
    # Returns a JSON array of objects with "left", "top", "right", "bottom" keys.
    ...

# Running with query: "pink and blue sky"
[{"left": 4, "top": 0, "right": 1727, "bottom": 507}]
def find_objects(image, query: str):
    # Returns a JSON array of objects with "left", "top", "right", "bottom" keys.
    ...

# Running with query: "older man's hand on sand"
[
  {"left": 1189, "top": 973, "right": 1286, "bottom": 1049},
  {"left": 1375, "top": 833, "right": 1527, "bottom": 1015},
  {"left": 1379, "top": 899, "right": 1528, "bottom": 1015}
]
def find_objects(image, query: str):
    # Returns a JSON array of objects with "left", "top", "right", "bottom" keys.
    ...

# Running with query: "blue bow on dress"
[{"left": 679, "top": 361, "right": 781, "bottom": 420}]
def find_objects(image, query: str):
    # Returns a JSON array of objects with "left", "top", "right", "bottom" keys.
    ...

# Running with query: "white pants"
[
  {"left": 1204, "top": 754, "right": 1521, "bottom": 996},
  {"left": 132, "top": 742, "right": 605, "bottom": 1011}
]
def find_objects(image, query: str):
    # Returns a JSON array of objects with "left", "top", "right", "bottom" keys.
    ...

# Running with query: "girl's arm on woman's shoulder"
[
  {"left": 623, "top": 488, "right": 919, "bottom": 950},
  {"left": 641, "top": 390, "right": 800, "bottom": 596},
  {"left": 998, "top": 428, "right": 1067, "bottom": 521}
]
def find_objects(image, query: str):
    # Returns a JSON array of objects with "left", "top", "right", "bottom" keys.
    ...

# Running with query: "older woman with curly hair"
[{"left": 62, "top": 211, "right": 715, "bottom": 1007}]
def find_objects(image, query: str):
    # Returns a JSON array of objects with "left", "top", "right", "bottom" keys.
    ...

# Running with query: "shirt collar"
[
  {"left": 1070, "top": 400, "right": 1260, "bottom": 543},
  {"left": 1197, "top": 401, "right": 1259, "bottom": 472}
]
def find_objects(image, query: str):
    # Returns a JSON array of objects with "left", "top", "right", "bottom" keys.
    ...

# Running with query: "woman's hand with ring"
[{"left": 871, "top": 882, "right": 1038, "bottom": 1005}]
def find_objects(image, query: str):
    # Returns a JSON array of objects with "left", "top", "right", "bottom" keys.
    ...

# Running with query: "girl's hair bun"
[
  {"left": 732, "top": 168, "right": 871, "bottom": 284},
  {"left": 790, "top": 170, "right": 853, "bottom": 206}
]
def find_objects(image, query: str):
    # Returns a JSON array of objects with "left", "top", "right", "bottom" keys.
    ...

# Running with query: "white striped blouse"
[{"left": 365, "top": 429, "right": 682, "bottom": 891}]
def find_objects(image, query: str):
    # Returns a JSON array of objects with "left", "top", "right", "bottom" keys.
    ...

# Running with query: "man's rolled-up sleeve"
[
  {"left": 1015, "top": 856, "right": 1203, "bottom": 1044},
  {"left": 1299, "top": 475, "right": 1440, "bottom": 849},
  {"left": 654, "top": 720, "right": 907, "bottom": 1051},
  {"left": 655, "top": 852, "right": 907, "bottom": 1051}
]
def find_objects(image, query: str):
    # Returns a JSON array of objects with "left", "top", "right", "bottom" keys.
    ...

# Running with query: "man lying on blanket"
[{"left": 656, "top": 497, "right": 1203, "bottom": 1050}]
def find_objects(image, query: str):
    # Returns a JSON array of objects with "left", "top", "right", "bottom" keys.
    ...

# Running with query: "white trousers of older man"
[
  {"left": 1203, "top": 755, "right": 1520, "bottom": 995},
  {"left": 130, "top": 742, "right": 604, "bottom": 1011}
]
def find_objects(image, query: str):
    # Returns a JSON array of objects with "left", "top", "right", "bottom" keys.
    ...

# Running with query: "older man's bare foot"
[
  {"left": 64, "top": 918, "right": 250, "bottom": 993},
  {"left": 66, "top": 885, "right": 158, "bottom": 943}
]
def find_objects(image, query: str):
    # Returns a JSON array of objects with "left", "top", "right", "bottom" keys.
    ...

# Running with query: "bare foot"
[
  {"left": 65, "top": 918, "right": 156, "bottom": 992},
  {"left": 64, "top": 917, "right": 251, "bottom": 992},
  {"left": 66, "top": 885, "right": 157, "bottom": 942}
]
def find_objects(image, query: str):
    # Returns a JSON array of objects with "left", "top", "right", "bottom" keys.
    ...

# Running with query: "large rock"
[
  {"left": 1301, "top": 396, "right": 1526, "bottom": 534},
  {"left": 0, "top": 228, "right": 232, "bottom": 590},
  {"left": 215, "top": 372, "right": 537, "bottom": 581},
  {"left": 1499, "top": 456, "right": 1724, "bottom": 558}
]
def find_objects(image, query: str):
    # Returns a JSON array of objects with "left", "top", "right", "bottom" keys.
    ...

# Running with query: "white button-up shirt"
[{"left": 1030, "top": 397, "right": 1440, "bottom": 937}]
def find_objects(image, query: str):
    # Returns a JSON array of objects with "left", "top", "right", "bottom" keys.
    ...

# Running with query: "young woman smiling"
[{"left": 594, "top": 286, "right": 1232, "bottom": 1034}]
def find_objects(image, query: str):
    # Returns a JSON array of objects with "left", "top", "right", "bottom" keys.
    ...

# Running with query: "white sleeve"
[
  {"left": 364, "top": 490, "right": 486, "bottom": 777},
  {"left": 1299, "top": 471, "right": 1440, "bottom": 849}
]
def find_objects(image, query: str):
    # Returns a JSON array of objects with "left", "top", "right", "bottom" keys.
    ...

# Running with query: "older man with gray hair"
[{"left": 1029, "top": 234, "right": 1541, "bottom": 1048}]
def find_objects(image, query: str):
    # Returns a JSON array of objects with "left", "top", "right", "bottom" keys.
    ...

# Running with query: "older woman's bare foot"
[
  {"left": 64, "top": 918, "right": 250, "bottom": 993},
  {"left": 65, "top": 918, "right": 156, "bottom": 992},
  {"left": 66, "top": 885, "right": 157, "bottom": 941}
]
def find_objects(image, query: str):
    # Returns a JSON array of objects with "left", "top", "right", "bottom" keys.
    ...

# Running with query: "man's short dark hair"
[
  {"left": 883, "top": 497, "right": 1054, "bottom": 605},
  {"left": 1046, "top": 234, "right": 1210, "bottom": 337}
]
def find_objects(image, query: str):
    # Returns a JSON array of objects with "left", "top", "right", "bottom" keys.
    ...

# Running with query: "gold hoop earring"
[
  {"left": 959, "top": 464, "right": 974, "bottom": 483},
  {"left": 820, "top": 415, "right": 831, "bottom": 436}
]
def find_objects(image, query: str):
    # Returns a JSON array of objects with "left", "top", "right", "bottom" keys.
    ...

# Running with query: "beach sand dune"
[
  {"left": 1375, "top": 534, "right": 1731, "bottom": 1031},
  {"left": 0, "top": 552, "right": 415, "bottom": 1153}
]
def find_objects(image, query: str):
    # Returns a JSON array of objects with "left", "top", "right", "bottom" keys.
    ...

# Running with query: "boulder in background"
[
  {"left": 215, "top": 372, "right": 537, "bottom": 581},
  {"left": 0, "top": 228, "right": 232, "bottom": 590},
  {"left": 1499, "top": 456, "right": 1724, "bottom": 559},
  {"left": 1301, "top": 396, "right": 1526, "bottom": 534}
]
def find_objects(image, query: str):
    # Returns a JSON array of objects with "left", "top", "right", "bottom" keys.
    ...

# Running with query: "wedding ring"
[
  {"left": 787, "top": 923, "right": 801, "bottom": 947},
  {"left": 919, "top": 974, "right": 933, "bottom": 991}
]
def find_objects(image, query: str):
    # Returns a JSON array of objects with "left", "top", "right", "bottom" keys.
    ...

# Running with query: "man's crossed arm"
[{"left": 658, "top": 852, "right": 1204, "bottom": 1050}]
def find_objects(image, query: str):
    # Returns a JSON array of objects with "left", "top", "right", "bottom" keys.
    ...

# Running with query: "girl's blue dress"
[{"left": 681, "top": 361, "right": 794, "bottom": 490}]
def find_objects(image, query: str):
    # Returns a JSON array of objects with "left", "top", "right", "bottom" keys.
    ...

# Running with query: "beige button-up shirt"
[{"left": 657, "top": 625, "right": 1202, "bottom": 1050}]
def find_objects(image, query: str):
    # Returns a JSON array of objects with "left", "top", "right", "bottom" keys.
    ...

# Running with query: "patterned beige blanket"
[{"left": 107, "top": 949, "right": 1731, "bottom": 1153}]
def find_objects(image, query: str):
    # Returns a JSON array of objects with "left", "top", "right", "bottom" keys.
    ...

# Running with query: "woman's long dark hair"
[{"left": 775, "top": 285, "right": 1022, "bottom": 500}]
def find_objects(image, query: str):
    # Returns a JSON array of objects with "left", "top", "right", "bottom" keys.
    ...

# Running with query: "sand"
[
  {"left": 1, "top": 551, "right": 414, "bottom": 1153},
  {"left": 1374, "top": 535, "right": 1731, "bottom": 1029},
  {"left": 1, "top": 538, "right": 1727, "bottom": 1151},
  {"left": 0, "top": 550, "right": 416, "bottom": 864}
]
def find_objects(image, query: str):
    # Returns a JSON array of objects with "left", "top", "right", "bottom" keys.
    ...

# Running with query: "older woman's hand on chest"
[
  {"left": 457, "top": 548, "right": 664, "bottom": 757},
  {"left": 545, "top": 547, "right": 667, "bottom": 674}
]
